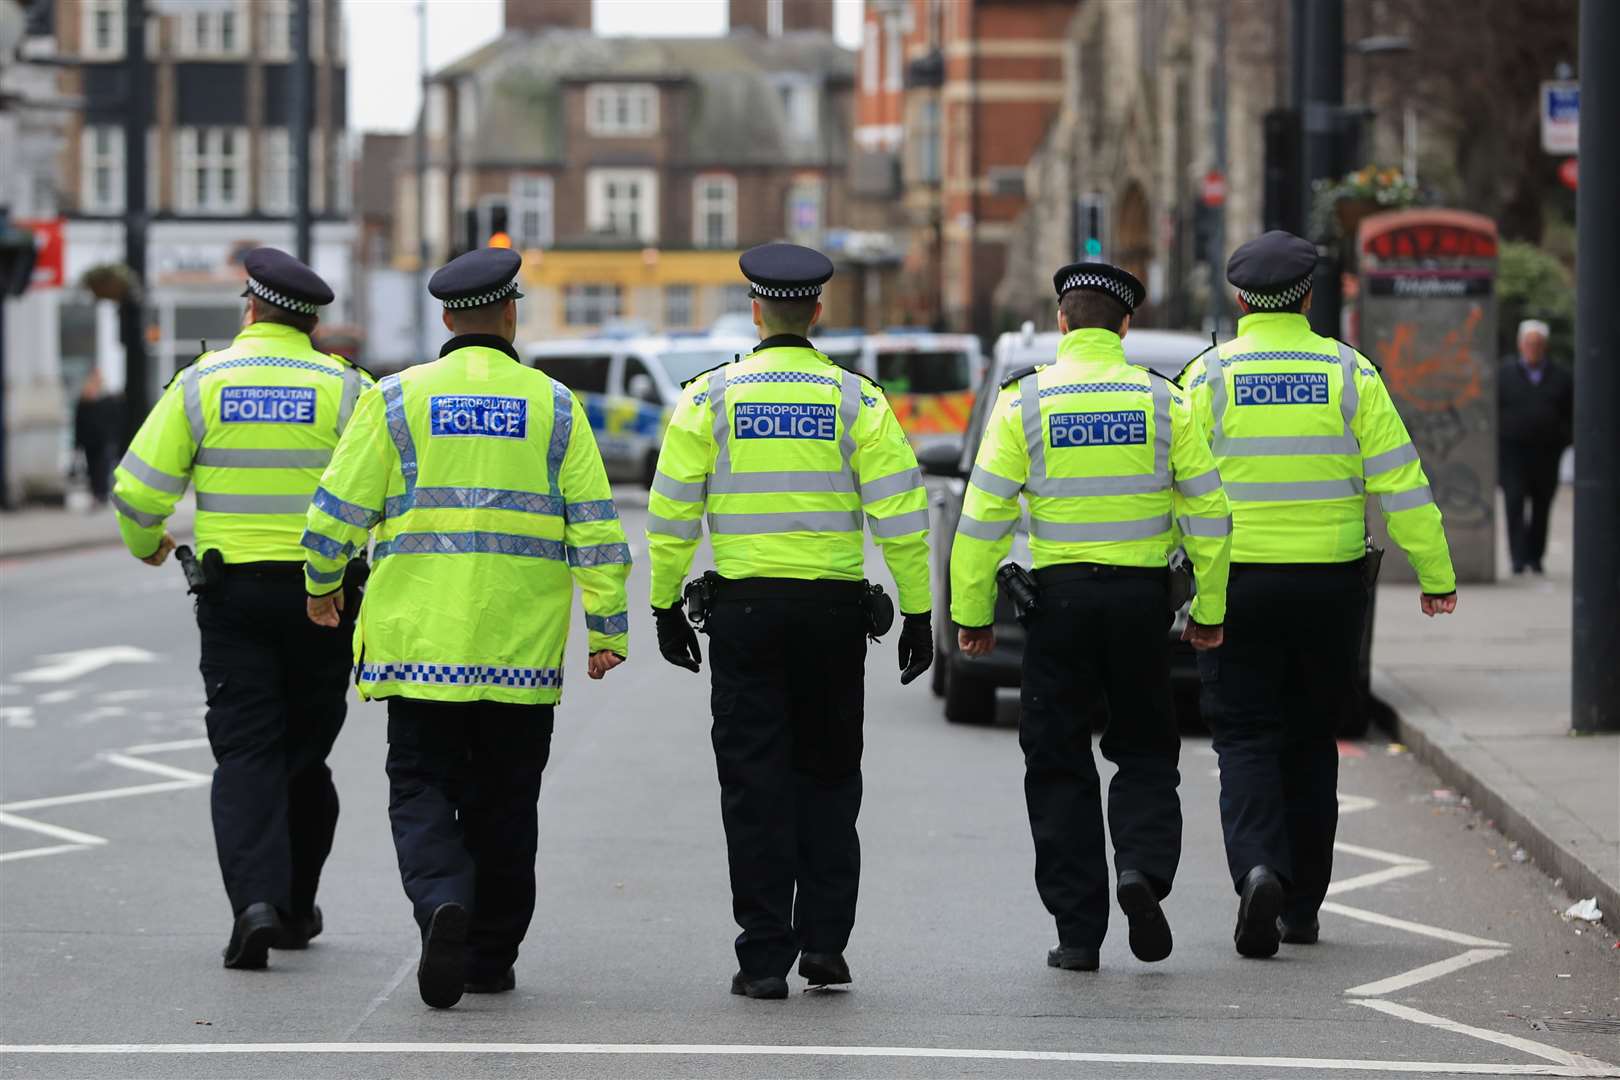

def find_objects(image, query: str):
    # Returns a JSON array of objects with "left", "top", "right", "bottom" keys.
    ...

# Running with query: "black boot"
[
  {"left": 1234, "top": 867, "right": 1284, "bottom": 958},
  {"left": 1046, "top": 945, "right": 1100, "bottom": 971},
  {"left": 730, "top": 972, "right": 789, "bottom": 999},
  {"left": 275, "top": 905, "right": 323, "bottom": 950},
  {"left": 222, "top": 902, "right": 282, "bottom": 970},
  {"left": 1279, "top": 915, "right": 1320, "bottom": 945},
  {"left": 1116, "top": 870, "right": 1173, "bottom": 963},
  {"left": 465, "top": 968, "right": 516, "bottom": 994},
  {"left": 417, "top": 903, "right": 469, "bottom": 1009},
  {"left": 798, "top": 952, "right": 852, "bottom": 987}
]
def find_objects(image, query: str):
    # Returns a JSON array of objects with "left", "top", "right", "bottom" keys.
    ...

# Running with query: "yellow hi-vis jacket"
[
  {"left": 301, "top": 335, "right": 631, "bottom": 706},
  {"left": 1178, "top": 312, "right": 1456, "bottom": 595},
  {"left": 112, "top": 320, "right": 373, "bottom": 562},
  {"left": 646, "top": 335, "right": 933, "bottom": 615},
  {"left": 950, "top": 328, "right": 1233, "bottom": 629}
]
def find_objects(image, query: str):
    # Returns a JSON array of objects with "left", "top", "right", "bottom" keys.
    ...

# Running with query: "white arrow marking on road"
[
  {"left": 13, "top": 647, "right": 159, "bottom": 684},
  {"left": 1344, "top": 947, "right": 1510, "bottom": 997},
  {"left": 0, "top": 706, "right": 36, "bottom": 729},
  {"left": 1354, "top": 1000, "right": 1613, "bottom": 1070},
  {"left": 35, "top": 689, "right": 78, "bottom": 704}
]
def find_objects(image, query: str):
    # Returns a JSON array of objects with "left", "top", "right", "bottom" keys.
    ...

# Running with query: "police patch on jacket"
[
  {"left": 1233, "top": 371, "right": 1329, "bottom": 406},
  {"left": 1049, "top": 410, "right": 1148, "bottom": 447},
  {"left": 220, "top": 386, "right": 317, "bottom": 423},
  {"left": 430, "top": 395, "right": 528, "bottom": 438},
  {"left": 734, "top": 402, "right": 837, "bottom": 440}
]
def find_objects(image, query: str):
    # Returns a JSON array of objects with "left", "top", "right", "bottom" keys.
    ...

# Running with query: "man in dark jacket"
[{"left": 1498, "top": 320, "right": 1573, "bottom": 575}]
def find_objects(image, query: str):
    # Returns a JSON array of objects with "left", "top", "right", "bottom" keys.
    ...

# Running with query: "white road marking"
[
  {"left": 35, "top": 689, "right": 79, "bottom": 705},
  {"left": 1338, "top": 793, "right": 1378, "bottom": 815},
  {"left": 1320, "top": 902, "right": 1509, "bottom": 948},
  {"left": 1344, "top": 948, "right": 1509, "bottom": 997},
  {"left": 0, "top": 706, "right": 36, "bottom": 728},
  {"left": 0, "top": 1043, "right": 1614, "bottom": 1075},
  {"left": 0, "top": 778, "right": 205, "bottom": 813},
  {"left": 0, "top": 810, "right": 107, "bottom": 846},
  {"left": 13, "top": 646, "right": 158, "bottom": 684},
  {"left": 81, "top": 705, "right": 129, "bottom": 721},
  {"left": 95, "top": 689, "right": 154, "bottom": 704},
  {"left": 0, "top": 683, "right": 19, "bottom": 696},
  {"left": 1326, "top": 863, "right": 1431, "bottom": 895},
  {"left": 0, "top": 843, "right": 93, "bottom": 863},
  {"left": 341, "top": 956, "right": 418, "bottom": 1041},
  {"left": 99, "top": 752, "right": 211, "bottom": 783},
  {"left": 120, "top": 737, "right": 210, "bottom": 755},
  {"left": 1334, "top": 840, "right": 1427, "bottom": 867},
  {"left": 1355, "top": 1001, "right": 1616, "bottom": 1071}
]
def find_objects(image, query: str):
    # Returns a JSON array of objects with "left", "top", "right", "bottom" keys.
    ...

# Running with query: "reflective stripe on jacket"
[
  {"left": 302, "top": 335, "right": 631, "bottom": 705},
  {"left": 646, "top": 337, "right": 933, "bottom": 615},
  {"left": 1179, "top": 311, "right": 1456, "bottom": 594},
  {"left": 111, "top": 321, "right": 372, "bottom": 562},
  {"left": 949, "top": 327, "right": 1231, "bottom": 628}
]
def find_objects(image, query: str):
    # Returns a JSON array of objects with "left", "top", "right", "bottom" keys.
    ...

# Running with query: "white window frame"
[
  {"left": 884, "top": 17, "right": 902, "bottom": 92},
  {"left": 563, "top": 284, "right": 624, "bottom": 328},
  {"left": 510, "top": 174, "right": 555, "bottom": 249},
  {"left": 176, "top": 126, "right": 250, "bottom": 216},
  {"left": 177, "top": 1, "right": 247, "bottom": 59},
  {"left": 586, "top": 168, "right": 658, "bottom": 244},
  {"left": 260, "top": 128, "right": 292, "bottom": 215},
  {"left": 785, "top": 178, "right": 824, "bottom": 244},
  {"left": 585, "top": 83, "right": 659, "bottom": 137},
  {"left": 259, "top": 0, "right": 293, "bottom": 60},
  {"left": 766, "top": 0, "right": 784, "bottom": 37},
  {"left": 774, "top": 77, "right": 818, "bottom": 142},
  {"left": 81, "top": 0, "right": 123, "bottom": 60},
  {"left": 862, "top": 21, "right": 878, "bottom": 91},
  {"left": 80, "top": 126, "right": 124, "bottom": 214},
  {"left": 692, "top": 173, "right": 737, "bottom": 249},
  {"left": 663, "top": 284, "right": 694, "bottom": 328}
]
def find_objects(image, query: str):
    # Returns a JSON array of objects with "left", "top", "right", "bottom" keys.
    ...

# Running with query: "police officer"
[
  {"left": 646, "top": 243, "right": 934, "bottom": 1000},
  {"left": 302, "top": 248, "right": 631, "bottom": 1009},
  {"left": 111, "top": 248, "right": 371, "bottom": 969},
  {"left": 1179, "top": 231, "right": 1458, "bottom": 958},
  {"left": 951, "top": 263, "right": 1232, "bottom": 972}
]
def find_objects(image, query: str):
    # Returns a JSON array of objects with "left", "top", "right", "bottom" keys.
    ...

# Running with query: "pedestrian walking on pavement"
[
  {"left": 1498, "top": 319, "right": 1572, "bottom": 575},
  {"left": 74, "top": 368, "right": 123, "bottom": 505},
  {"left": 645, "top": 243, "right": 934, "bottom": 1000},
  {"left": 303, "top": 247, "right": 631, "bottom": 1010},
  {"left": 110, "top": 247, "right": 372, "bottom": 970},
  {"left": 1178, "top": 230, "right": 1458, "bottom": 959},
  {"left": 950, "top": 262, "right": 1232, "bottom": 973}
]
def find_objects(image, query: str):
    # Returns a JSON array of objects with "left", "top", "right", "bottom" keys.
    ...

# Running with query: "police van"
[
  {"left": 525, "top": 335, "right": 755, "bottom": 484},
  {"left": 815, "top": 331, "right": 986, "bottom": 455}
]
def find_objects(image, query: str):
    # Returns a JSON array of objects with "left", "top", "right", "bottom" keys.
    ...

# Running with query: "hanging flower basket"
[
  {"left": 81, "top": 263, "right": 142, "bottom": 304},
  {"left": 1310, "top": 166, "right": 1422, "bottom": 245}
]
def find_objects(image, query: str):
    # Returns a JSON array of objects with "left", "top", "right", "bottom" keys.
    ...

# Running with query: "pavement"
[
  {"left": 0, "top": 495, "right": 195, "bottom": 561},
  {"left": 1373, "top": 489, "right": 1619, "bottom": 929},
  {"left": 1, "top": 498, "right": 1616, "bottom": 1079}
]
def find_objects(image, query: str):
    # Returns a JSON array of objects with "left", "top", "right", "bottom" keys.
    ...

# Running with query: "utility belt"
[
  {"left": 999, "top": 559, "right": 1188, "bottom": 627},
  {"left": 682, "top": 572, "right": 894, "bottom": 640},
  {"left": 1231, "top": 541, "right": 1383, "bottom": 592},
  {"left": 175, "top": 546, "right": 369, "bottom": 596}
]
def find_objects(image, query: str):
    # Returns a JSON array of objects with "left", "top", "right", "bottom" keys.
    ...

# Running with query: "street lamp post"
[{"left": 120, "top": 0, "right": 150, "bottom": 442}]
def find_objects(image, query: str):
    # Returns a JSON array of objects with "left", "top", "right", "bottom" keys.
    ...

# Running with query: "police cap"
[
  {"left": 429, "top": 247, "right": 524, "bottom": 310},
  {"left": 1226, "top": 230, "right": 1318, "bottom": 310},
  {"left": 1052, "top": 261, "right": 1146, "bottom": 314},
  {"left": 241, "top": 247, "right": 333, "bottom": 315},
  {"left": 739, "top": 243, "right": 834, "bottom": 300}
]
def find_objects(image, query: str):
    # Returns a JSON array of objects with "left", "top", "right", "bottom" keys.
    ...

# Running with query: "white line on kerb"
[
  {"left": 1355, "top": 1001, "right": 1616, "bottom": 1071},
  {"left": 0, "top": 1043, "right": 1614, "bottom": 1075},
  {"left": 1320, "top": 902, "right": 1510, "bottom": 948},
  {"left": 1345, "top": 948, "right": 1509, "bottom": 997}
]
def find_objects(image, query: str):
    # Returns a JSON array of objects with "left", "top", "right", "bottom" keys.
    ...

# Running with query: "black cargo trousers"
[
  {"left": 703, "top": 578, "right": 868, "bottom": 979},
  {"left": 196, "top": 563, "right": 355, "bottom": 921},
  {"left": 1019, "top": 565, "right": 1182, "bottom": 950}
]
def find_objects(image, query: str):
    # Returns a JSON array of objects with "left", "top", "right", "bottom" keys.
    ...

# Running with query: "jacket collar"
[
  {"left": 1236, "top": 311, "right": 1311, "bottom": 336},
  {"left": 440, "top": 334, "right": 520, "bottom": 363},
  {"left": 237, "top": 320, "right": 312, "bottom": 349},
  {"left": 1055, "top": 327, "right": 1127, "bottom": 365},
  {"left": 752, "top": 333, "right": 816, "bottom": 354}
]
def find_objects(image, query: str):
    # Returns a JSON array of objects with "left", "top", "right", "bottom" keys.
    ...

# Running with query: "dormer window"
[{"left": 586, "top": 83, "right": 659, "bottom": 137}]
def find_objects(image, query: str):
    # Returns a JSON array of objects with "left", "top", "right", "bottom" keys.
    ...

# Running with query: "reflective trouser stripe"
[
  {"left": 956, "top": 513, "right": 1017, "bottom": 541},
  {"left": 969, "top": 465, "right": 1021, "bottom": 499},
  {"left": 706, "top": 509, "right": 863, "bottom": 534},
  {"left": 1212, "top": 434, "right": 1359, "bottom": 457},
  {"left": 111, "top": 492, "right": 163, "bottom": 528},
  {"left": 1174, "top": 468, "right": 1222, "bottom": 497},
  {"left": 181, "top": 365, "right": 206, "bottom": 445},
  {"left": 1178, "top": 514, "right": 1233, "bottom": 537},
  {"left": 118, "top": 450, "right": 187, "bottom": 493},
  {"left": 585, "top": 611, "right": 630, "bottom": 635},
  {"left": 1377, "top": 485, "right": 1434, "bottom": 512},
  {"left": 859, "top": 466, "right": 924, "bottom": 503},
  {"left": 1364, "top": 441, "right": 1420, "bottom": 474},
  {"left": 1030, "top": 513, "right": 1173, "bottom": 542},
  {"left": 647, "top": 513, "right": 704, "bottom": 539},
  {"left": 1225, "top": 478, "right": 1365, "bottom": 501},
  {"left": 651, "top": 471, "right": 705, "bottom": 502},
  {"left": 195, "top": 492, "right": 314, "bottom": 514},
  {"left": 866, "top": 507, "right": 930, "bottom": 537},
  {"left": 336, "top": 366, "right": 364, "bottom": 435},
  {"left": 709, "top": 470, "right": 856, "bottom": 495},
  {"left": 195, "top": 448, "right": 333, "bottom": 469}
]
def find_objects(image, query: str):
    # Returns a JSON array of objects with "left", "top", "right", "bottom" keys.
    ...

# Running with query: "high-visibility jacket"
[
  {"left": 302, "top": 335, "right": 631, "bottom": 706},
  {"left": 950, "top": 328, "right": 1232, "bottom": 628},
  {"left": 646, "top": 334, "right": 932, "bottom": 615},
  {"left": 112, "top": 320, "right": 373, "bottom": 562},
  {"left": 1178, "top": 311, "right": 1456, "bottom": 594}
]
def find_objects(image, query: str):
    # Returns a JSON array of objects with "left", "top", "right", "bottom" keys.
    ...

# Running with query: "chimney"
[
  {"left": 729, "top": 0, "right": 833, "bottom": 37},
  {"left": 505, "top": 0, "right": 592, "bottom": 33}
]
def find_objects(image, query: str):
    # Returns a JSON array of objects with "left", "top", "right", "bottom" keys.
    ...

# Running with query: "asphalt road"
[{"left": 1, "top": 496, "right": 1616, "bottom": 1080}]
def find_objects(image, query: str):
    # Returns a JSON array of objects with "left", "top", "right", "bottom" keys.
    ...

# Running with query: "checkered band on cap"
[
  {"left": 1059, "top": 271, "right": 1137, "bottom": 310},
  {"left": 246, "top": 276, "right": 319, "bottom": 315},
  {"left": 442, "top": 278, "right": 519, "bottom": 310},
  {"left": 1238, "top": 276, "right": 1313, "bottom": 310},
  {"left": 748, "top": 282, "right": 823, "bottom": 299}
]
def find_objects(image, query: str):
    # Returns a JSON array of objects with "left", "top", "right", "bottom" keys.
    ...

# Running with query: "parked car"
[{"left": 918, "top": 325, "right": 1376, "bottom": 735}]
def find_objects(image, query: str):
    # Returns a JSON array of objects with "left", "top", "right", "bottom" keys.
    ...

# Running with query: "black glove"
[
  {"left": 653, "top": 603, "right": 702, "bottom": 673},
  {"left": 897, "top": 611, "right": 934, "bottom": 686}
]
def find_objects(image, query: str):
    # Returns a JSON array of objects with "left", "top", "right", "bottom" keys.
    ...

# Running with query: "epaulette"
[
  {"left": 999, "top": 363, "right": 1044, "bottom": 390},
  {"left": 827, "top": 359, "right": 884, "bottom": 394},
  {"left": 680, "top": 358, "right": 738, "bottom": 391},
  {"left": 1172, "top": 343, "right": 1217, "bottom": 389},
  {"left": 1334, "top": 337, "right": 1381, "bottom": 373},
  {"left": 333, "top": 353, "right": 378, "bottom": 382},
  {"left": 162, "top": 351, "right": 210, "bottom": 391}
]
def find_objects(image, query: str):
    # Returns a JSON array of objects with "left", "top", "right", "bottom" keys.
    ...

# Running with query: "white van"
[
  {"left": 991, "top": 322, "right": 1209, "bottom": 383},
  {"left": 812, "top": 331, "right": 987, "bottom": 455}
]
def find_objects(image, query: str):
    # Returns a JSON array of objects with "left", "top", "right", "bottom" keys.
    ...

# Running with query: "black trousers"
[
  {"left": 1019, "top": 570, "right": 1181, "bottom": 949},
  {"left": 1500, "top": 442, "right": 1562, "bottom": 571},
  {"left": 385, "top": 698, "right": 554, "bottom": 981},
  {"left": 1198, "top": 562, "right": 1366, "bottom": 923},
  {"left": 196, "top": 568, "right": 352, "bottom": 919},
  {"left": 705, "top": 589, "right": 867, "bottom": 979}
]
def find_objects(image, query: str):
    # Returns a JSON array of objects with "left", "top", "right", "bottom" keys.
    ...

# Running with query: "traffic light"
[{"left": 1074, "top": 194, "right": 1108, "bottom": 260}]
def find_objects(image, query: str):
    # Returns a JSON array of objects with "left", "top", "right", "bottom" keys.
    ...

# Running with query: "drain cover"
[{"left": 1529, "top": 1018, "right": 1620, "bottom": 1035}]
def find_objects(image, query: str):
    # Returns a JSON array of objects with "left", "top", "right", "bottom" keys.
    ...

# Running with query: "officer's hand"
[
  {"left": 653, "top": 604, "right": 702, "bottom": 673},
  {"left": 1420, "top": 592, "right": 1457, "bottom": 617},
  {"left": 898, "top": 611, "right": 934, "bottom": 685},
  {"left": 1181, "top": 620, "right": 1224, "bottom": 651},
  {"left": 140, "top": 532, "right": 177, "bottom": 567},
  {"left": 307, "top": 590, "right": 345, "bottom": 628},
  {"left": 958, "top": 626, "right": 995, "bottom": 657},
  {"left": 588, "top": 650, "right": 624, "bottom": 680}
]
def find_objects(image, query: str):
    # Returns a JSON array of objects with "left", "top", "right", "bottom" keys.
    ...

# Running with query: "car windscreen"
[
  {"left": 658, "top": 348, "right": 738, "bottom": 387},
  {"left": 876, "top": 349, "right": 973, "bottom": 395},
  {"left": 532, "top": 354, "right": 611, "bottom": 395}
]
